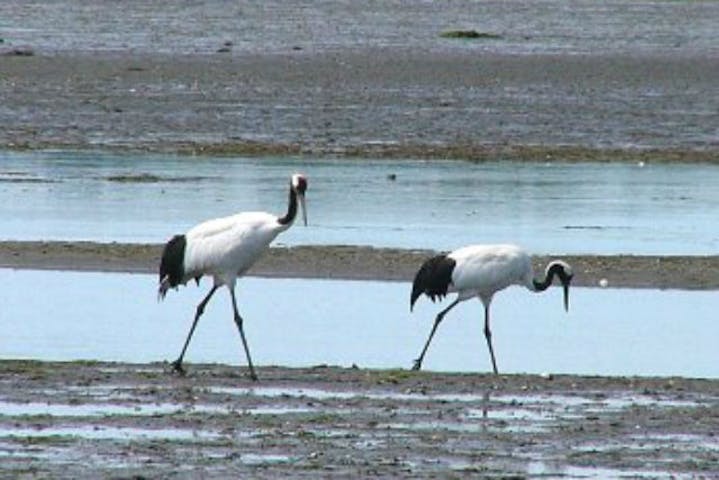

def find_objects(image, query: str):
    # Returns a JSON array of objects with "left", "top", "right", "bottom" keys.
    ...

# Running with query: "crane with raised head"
[{"left": 158, "top": 173, "right": 308, "bottom": 381}]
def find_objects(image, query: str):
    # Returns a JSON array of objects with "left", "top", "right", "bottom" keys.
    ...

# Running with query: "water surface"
[
  {"left": 2, "top": 269, "right": 717, "bottom": 378},
  {"left": 2, "top": 0, "right": 717, "bottom": 56},
  {"left": 2, "top": 150, "right": 718, "bottom": 255}
]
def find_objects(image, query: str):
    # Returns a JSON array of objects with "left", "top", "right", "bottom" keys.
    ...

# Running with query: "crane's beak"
[
  {"left": 562, "top": 275, "right": 572, "bottom": 312},
  {"left": 299, "top": 193, "right": 307, "bottom": 226},
  {"left": 563, "top": 283, "right": 570, "bottom": 311}
]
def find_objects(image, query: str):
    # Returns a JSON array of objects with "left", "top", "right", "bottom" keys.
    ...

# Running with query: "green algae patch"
[
  {"left": 440, "top": 30, "right": 502, "bottom": 40},
  {"left": 368, "top": 368, "right": 418, "bottom": 385}
]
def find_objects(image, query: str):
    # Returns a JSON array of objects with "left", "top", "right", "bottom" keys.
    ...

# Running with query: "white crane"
[
  {"left": 158, "top": 173, "right": 308, "bottom": 381},
  {"left": 409, "top": 244, "right": 573, "bottom": 374}
]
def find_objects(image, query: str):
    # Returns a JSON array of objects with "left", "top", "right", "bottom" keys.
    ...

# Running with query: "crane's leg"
[
  {"left": 170, "top": 285, "right": 219, "bottom": 375},
  {"left": 483, "top": 304, "right": 499, "bottom": 375},
  {"left": 229, "top": 289, "right": 258, "bottom": 381},
  {"left": 412, "top": 299, "right": 461, "bottom": 371}
]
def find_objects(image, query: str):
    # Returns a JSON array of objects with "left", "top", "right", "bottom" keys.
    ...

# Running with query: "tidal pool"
[{"left": 2, "top": 269, "right": 717, "bottom": 378}]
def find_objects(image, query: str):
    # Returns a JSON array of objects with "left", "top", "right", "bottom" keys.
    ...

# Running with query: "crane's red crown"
[{"left": 292, "top": 173, "right": 308, "bottom": 194}]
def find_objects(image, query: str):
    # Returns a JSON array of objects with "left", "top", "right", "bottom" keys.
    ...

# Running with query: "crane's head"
[
  {"left": 291, "top": 173, "right": 308, "bottom": 226},
  {"left": 547, "top": 260, "right": 573, "bottom": 311}
]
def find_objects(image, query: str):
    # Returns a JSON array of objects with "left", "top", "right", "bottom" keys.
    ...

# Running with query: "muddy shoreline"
[
  {"left": 0, "top": 360, "right": 717, "bottom": 478},
  {"left": 1, "top": 240, "right": 718, "bottom": 290}
]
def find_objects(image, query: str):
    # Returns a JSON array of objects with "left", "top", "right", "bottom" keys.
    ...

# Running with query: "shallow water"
[
  {"left": 2, "top": 150, "right": 719, "bottom": 254},
  {"left": 2, "top": 269, "right": 717, "bottom": 378},
  {"left": 526, "top": 462, "right": 696, "bottom": 480},
  {"left": 0, "top": 426, "right": 221, "bottom": 442},
  {"left": 2, "top": 0, "right": 717, "bottom": 56}
]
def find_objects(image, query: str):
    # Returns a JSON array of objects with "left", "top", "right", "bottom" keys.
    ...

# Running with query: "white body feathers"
[
  {"left": 409, "top": 243, "right": 573, "bottom": 373},
  {"left": 157, "top": 173, "right": 308, "bottom": 380},
  {"left": 183, "top": 211, "right": 290, "bottom": 288},
  {"left": 447, "top": 244, "right": 536, "bottom": 303}
]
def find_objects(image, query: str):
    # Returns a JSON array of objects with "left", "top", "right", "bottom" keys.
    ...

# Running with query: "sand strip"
[{"left": 1, "top": 241, "right": 717, "bottom": 290}]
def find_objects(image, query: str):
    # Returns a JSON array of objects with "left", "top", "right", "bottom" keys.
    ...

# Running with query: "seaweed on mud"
[
  {"left": 103, "top": 173, "right": 211, "bottom": 183},
  {"left": 104, "top": 173, "right": 163, "bottom": 183},
  {"left": 304, "top": 413, "right": 344, "bottom": 425},
  {"left": 12, "top": 434, "right": 75, "bottom": 446},
  {"left": 370, "top": 368, "right": 417, "bottom": 385},
  {"left": 0, "top": 45, "right": 34, "bottom": 56},
  {"left": 440, "top": 30, "right": 502, "bottom": 40},
  {"left": 0, "top": 359, "right": 50, "bottom": 377},
  {"left": 0, "top": 174, "right": 58, "bottom": 184},
  {"left": 176, "top": 141, "right": 302, "bottom": 157}
]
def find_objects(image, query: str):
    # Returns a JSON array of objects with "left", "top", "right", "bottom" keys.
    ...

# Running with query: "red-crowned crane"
[
  {"left": 410, "top": 244, "right": 573, "bottom": 375},
  {"left": 158, "top": 173, "right": 308, "bottom": 381}
]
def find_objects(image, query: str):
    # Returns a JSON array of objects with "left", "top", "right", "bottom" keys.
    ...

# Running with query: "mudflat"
[
  {"left": 0, "top": 360, "right": 717, "bottom": 478},
  {"left": 2, "top": 0, "right": 717, "bottom": 156},
  {"left": 2, "top": 240, "right": 719, "bottom": 290},
  {"left": 3, "top": 51, "right": 718, "bottom": 160}
]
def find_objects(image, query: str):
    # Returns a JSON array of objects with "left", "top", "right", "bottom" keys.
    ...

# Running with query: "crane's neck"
[
  {"left": 277, "top": 184, "right": 298, "bottom": 226},
  {"left": 531, "top": 262, "right": 565, "bottom": 292},
  {"left": 532, "top": 275, "right": 553, "bottom": 292}
]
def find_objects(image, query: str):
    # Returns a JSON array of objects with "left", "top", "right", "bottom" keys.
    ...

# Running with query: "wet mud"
[
  {"left": 3, "top": 51, "right": 718, "bottom": 160},
  {"left": 2, "top": 0, "right": 718, "bottom": 158},
  {"left": 0, "top": 360, "right": 717, "bottom": 479}
]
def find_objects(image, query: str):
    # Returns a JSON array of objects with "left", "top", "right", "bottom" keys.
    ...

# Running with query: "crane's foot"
[
  {"left": 411, "top": 359, "right": 423, "bottom": 371},
  {"left": 169, "top": 359, "right": 187, "bottom": 375},
  {"left": 246, "top": 365, "right": 259, "bottom": 382}
]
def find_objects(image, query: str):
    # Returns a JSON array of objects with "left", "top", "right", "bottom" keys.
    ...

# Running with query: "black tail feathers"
[
  {"left": 158, "top": 234, "right": 186, "bottom": 300},
  {"left": 410, "top": 254, "right": 456, "bottom": 311}
]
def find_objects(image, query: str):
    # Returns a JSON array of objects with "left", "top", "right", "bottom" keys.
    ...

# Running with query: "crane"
[
  {"left": 410, "top": 244, "right": 572, "bottom": 374},
  {"left": 158, "top": 173, "right": 308, "bottom": 380}
]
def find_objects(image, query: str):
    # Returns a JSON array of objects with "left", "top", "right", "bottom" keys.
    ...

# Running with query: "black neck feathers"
[
  {"left": 411, "top": 254, "right": 456, "bottom": 310},
  {"left": 533, "top": 262, "right": 571, "bottom": 291},
  {"left": 278, "top": 183, "right": 298, "bottom": 226}
]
